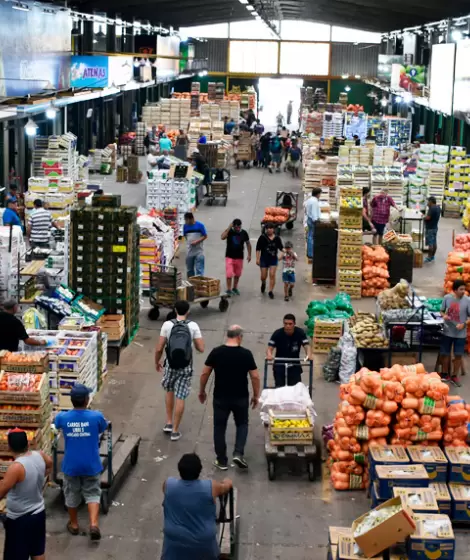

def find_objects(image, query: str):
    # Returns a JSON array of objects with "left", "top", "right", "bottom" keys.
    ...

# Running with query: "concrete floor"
[{"left": 31, "top": 165, "right": 470, "bottom": 558}]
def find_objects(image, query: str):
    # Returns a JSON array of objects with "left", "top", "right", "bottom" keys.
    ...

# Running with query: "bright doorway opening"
[{"left": 258, "top": 77, "right": 303, "bottom": 133}]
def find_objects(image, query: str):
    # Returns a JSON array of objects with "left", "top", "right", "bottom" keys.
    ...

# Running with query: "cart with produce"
[
  {"left": 147, "top": 264, "right": 230, "bottom": 321},
  {"left": 262, "top": 358, "right": 318, "bottom": 481},
  {"left": 234, "top": 132, "right": 254, "bottom": 169},
  {"left": 205, "top": 168, "right": 231, "bottom": 206},
  {"left": 261, "top": 191, "right": 299, "bottom": 234},
  {"left": 52, "top": 422, "right": 140, "bottom": 514}
]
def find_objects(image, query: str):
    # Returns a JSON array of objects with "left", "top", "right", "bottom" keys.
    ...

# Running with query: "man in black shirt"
[
  {"left": 424, "top": 196, "right": 441, "bottom": 263},
  {"left": 221, "top": 219, "right": 252, "bottom": 296},
  {"left": 0, "top": 300, "right": 47, "bottom": 351},
  {"left": 267, "top": 313, "right": 311, "bottom": 387},
  {"left": 199, "top": 325, "right": 260, "bottom": 471}
]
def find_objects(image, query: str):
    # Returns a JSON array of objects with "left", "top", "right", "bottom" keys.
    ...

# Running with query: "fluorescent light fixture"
[
  {"left": 46, "top": 106, "right": 58, "bottom": 120},
  {"left": 380, "top": 97, "right": 388, "bottom": 107},
  {"left": 354, "top": 74, "right": 361, "bottom": 79},
  {"left": 239, "top": 0, "right": 249, "bottom": 4},
  {"left": 341, "top": 74, "right": 349, "bottom": 79},
  {"left": 25, "top": 118, "right": 38, "bottom": 136},
  {"left": 344, "top": 85, "right": 351, "bottom": 92},
  {"left": 12, "top": 2, "right": 29, "bottom": 11},
  {"left": 251, "top": 11, "right": 258, "bottom": 16},
  {"left": 452, "top": 30, "right": 463, "bottom": 41},
  {"left": 246, "top": 4, "right": 254, "bottom": 9},
  {"left": 403, "top": 91, "right": 413, "bottom": 103}
]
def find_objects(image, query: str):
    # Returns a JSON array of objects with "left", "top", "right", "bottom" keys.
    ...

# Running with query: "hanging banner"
[
  {"left": 391, "top": 63, "right": 426, "bottom": 94},
  {"left": 453, "top": 40, "right": 470, "bottom": 123},
  {"left": 70, "top": 55, "right": 109, "bottom": 88},
  {"left": 108, "top": 56, "right": 133, "bottom": 87},
  {"left": 430, "top": 43, "right": 455, "bottom": 115}
]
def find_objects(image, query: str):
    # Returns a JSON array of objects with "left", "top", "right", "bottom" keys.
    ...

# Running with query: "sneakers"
[
  {"left": 440, "top": 372, "right": 450, "bottom": 382},
  {"left": 284, "top": 296, "right": 289, "bottom": 302},
  {"left": 232, "top": 288, "right": 240, "bottom": 296},
  {"left": 268, "top": 291, "right": 274, "bottom": 299},
  {"left": 170, "top": 432, "right": 182, "bottom": 441},
  {"left": 268, "top": 167, "right": 273, "bottom": 174},
  {"left": 213, "top": 460, "right": 228, "bottom": 471},
  {"left": 261, "top": 281, "right": 266, "bottom": 294},
  {"left": 232, "top": 456, "right": 249, "bottom": 469},
  {"left": 163, "top": 424, "right": 173, "bottom": 433},
  {"left": 226, "top": 289, "right": 233, "bottom": 296},
  {"left": 424, "top": 257, "right": 435, "bottom": 263},
  {"left": 450, "top": 376, "right": 462, "bottom": 387}
]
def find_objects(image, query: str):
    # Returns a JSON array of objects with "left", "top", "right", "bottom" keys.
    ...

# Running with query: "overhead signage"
[
  {"left": 108, "top": 56, "right": 134, "bottom": 87},
  {"left": 429, "top": 43, "right": 455, "bottom": 115},
  {"left": 391, "top": 63, "right": 426, "bottom": 94},
  {"left": 453, "top": 40, "right": 470, "bottom": 123},
  {"left": 70, "top": 56, "right": 109, "bottom": 88}
]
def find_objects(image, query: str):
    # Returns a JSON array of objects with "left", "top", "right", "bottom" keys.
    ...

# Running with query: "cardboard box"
[
  {"left": 369, "top": 445, "right": 410, "bottom": 478},
  {"left": 430, "top": 483, "right": 451, "bottom": 516},
  {"left": 375, "top": 465, "right": 430, "bottom": 499},
  {"left": 352, "top": 497, "right": 416, "bottom": 558},
  {"left": 371, "top": 481, "right": 387, "bottom": 509},
  {"left": 393, "top": 487, "right": 439, "bottom": 514},
  {"left": 407, "top": 446, "right": 448, "bottom": 483},
  {"left": 444, "top": 447, "right": 470, "bottom": 483},
  {"left": 388, "top": 544, "right": 410, "bottom": 560},
  {"left": 337, "top": 535, "right": 384, "bottom": 559},
  {"left": 448, "top": 483, "right": 470, "bottom": 522},
  {"left": 407, "top": 514, "right": 455, "bottom": 560},
  {"left": 328, "top": 543, "right": 337, "bottom": 560},
  {"left": 390, "top": 352, "right": 417, "bottom": 366},
  {"left": 329, "top": 526, "right": 352, "bottom": 546}
]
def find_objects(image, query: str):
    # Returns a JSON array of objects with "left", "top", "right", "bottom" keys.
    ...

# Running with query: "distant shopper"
[
  {"left": 54, "top": 384, "right": 108, "bottom": 541},
  {"left": 0, "top": 429, "right": 52, "bottom": 560},
  {"left": 224, "top": 118, "right": 236, "bottom": 135},
  {"left": 28, "top": 199, "right": 54, "bottom": 248},
  {"left": 287, "top": 141, "right": 302, "bottom": 178},
  {"left": 159, "top": 132, "right": 172, "bottom": 152},
  {"left": 270, "top": 134, "right": 283, "bottom": 173},
  {"left": 183, "top": 212, "right": 207, "bottom": 278},
  {"left": 155, "top": 300, "right": 205, "bottom": 441},
  {"left": 424, "top": 196, "right": 441, "bottom": 263},
  {"left": 191, "top": 150, "right": 211, "bottom": 190},
  {"left": 0, "top": 299, "right": 47, "bottom": 351},
  {"left": 253, "top": 119, "right": 264, "bottom": 135},
  {"left": 2, "top": 199, "right": 22, "bottom": 228},
  {"left": 440, "top": 279, "right": 470, "bottom": 386},
  {"left": 362, "top": 187, "right": 375, "bottom": 233},
  {"left": 148, "top": 125, "right": 159, "bottom": 150},
  {"left": 162, "top": 453, "right": 232, "bottom": 559},
  {"left": 260, "top": 133, "right": 272, "bottom": 170},
  {"left": 282, "top": 241, "right": 298, "bottom": 302},
  {"left": 157, "top": 150, "right": 172, "bottom": 170},
  {"left": 221, "top": 219, "right": 251, "bottom": 296},
  {"left": 256, "top": 224, "right": 283, "bottom": 299},
  {"left": 267, "top": 314, "right": 311, "bottom": 387},
  {"left": 353, "top": 134, "right": 361, "bottom": 146},
  {"left": 286, "top": 100, "right": 293, "bottom": 125},
  {"left": 147, "top": 146, "right": 159, "bottom": 176},
  {"left": 371, "top": 188, "right": 397, "bottom": 244},
  {"left": 5, "top": 184, "right": 19, "bottom": 205},
  {"left": 200, "top": 325, "right": 260, "bottom": 470},
  {"left": 305, "top": 187, "right": 322, "bottom": 260},
  {"left": 174, "top": 129, "right": 189, "bottom": 160}
]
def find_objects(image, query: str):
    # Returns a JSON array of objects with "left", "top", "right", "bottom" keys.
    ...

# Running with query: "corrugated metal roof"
[
  {"left": 194, "top": 39, "right": 228, "bottom": 73},
  {"left": 330, "top": 43, "right": 379, "bottom": 78}
]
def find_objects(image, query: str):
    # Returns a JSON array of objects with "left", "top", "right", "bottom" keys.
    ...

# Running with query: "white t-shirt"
[
  {"left": 147, "top": 154, "right": 158, "bottom": 172},
  {"left": 160, "top": 319, "right": 202, "bottom": 340}
]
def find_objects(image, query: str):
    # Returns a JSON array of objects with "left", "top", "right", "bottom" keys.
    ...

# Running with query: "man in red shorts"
[{"left": 221, "top": 219, "right": 251, "bottom": 296}]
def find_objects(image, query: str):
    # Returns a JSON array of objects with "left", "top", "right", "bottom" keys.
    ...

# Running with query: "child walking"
[{"left": 282, "top": 241, "right": 298, "bottom": 302}]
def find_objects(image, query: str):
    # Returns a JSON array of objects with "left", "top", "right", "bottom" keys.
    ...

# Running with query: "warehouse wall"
[
  {"left": 329, "top": 80, "right": 376, "bottom": 113},
  {"left": 330, "top": 43, "right": 379, "bottom": 78},
  {"left": 193, "top": 39, "right": 228, "bottom": 73}
]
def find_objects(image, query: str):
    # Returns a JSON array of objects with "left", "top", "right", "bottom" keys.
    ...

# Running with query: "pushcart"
[
  {"left": 147, "top": 264, "right": 230, "bottom": 321},
  {"left": 234, "top": 132, "right": 254, "bottom": 169},
  {"left": 217, "top": 488, "right": 239, "bottom": 559},
  {"left": 206, "top": 168, "right": 231, "bottom": 206},
  {"left": 52, "top": 422, "right": 141, "bottom": 514},
  {"left": 261, "top": 191, "right": 299, "bottom": 235},
  {"left": 263, "top": 357, "right": 318, "bottom": 481}
]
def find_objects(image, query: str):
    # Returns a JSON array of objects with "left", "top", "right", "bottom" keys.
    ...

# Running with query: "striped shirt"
[{"left": 29, "top": 208, "right": 52, "bottom": 243}]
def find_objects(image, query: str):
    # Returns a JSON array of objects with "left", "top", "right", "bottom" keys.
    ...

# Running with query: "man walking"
[
  {"left": 54, "top": 384, "right": 108, "bottom": 541},
  {"left": 370, "top": 188, "right": 397, "bottom": 245},
  {"left": 221, "top": 219, "right": 251, "bottom": 295},
  {"left": 183, "top": 212, "right": 207, "bottom": 278},
  {"left": 267, "top": 314, "right": 311, "bottom": 387},
  {"left": 199, "top": 325, "right": 260, "bottom": 470},
  {"left": 28, "top": 199, "right": 55, "bottom": 248},
  {"left": 424, "top": 196, "right": 441, "bottom": 263},
  {"left": 305, "top": 187, "right": 322, "bottom": 260},
  {"left": 156, "top": 300, "right": 205, "bottom": 441}
]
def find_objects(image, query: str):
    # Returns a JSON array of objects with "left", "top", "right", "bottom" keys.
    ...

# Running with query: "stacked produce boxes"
[
  {"left": 337, "top": 187, "right": 362, "bottom": 299},
  {"left": 445, "top": 146, "right": 468, "bottom": 216},
  {"left": 311, "top": 318, "right": 343, "bottom": 353},
  {"left": 0, "top": 226, "right": 23, "bottom": 305},
  {"left": 69, "top": 206, "right": 140, "bottom": 346}
]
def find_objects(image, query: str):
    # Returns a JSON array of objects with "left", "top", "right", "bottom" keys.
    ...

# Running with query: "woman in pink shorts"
[{"left": 221, "top": 219, "right": 252, "bottom": 295}]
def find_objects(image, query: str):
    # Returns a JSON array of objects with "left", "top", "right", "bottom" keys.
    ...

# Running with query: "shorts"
[
  {"left": 372, "top": 222, "right": 386, "bottom": 236},
  {"left": 63, "top": 474, "right": 101, "bottom": 508},
  {"left": 425, "top": 228, "right": 437, "bottom": 247},
  {"left": 440, "top": 335, "right": 466, "bottom": 357},
  {"left": 4, "top": 509, "right": 46, "bottom": 560},
  {"left": 162, "top": 365, "right": 193, "bottom": 400},
  {"left": 288, "top": 160, "right": 301, "bottom": 169},
  {"left": 271, "top": 153, "right": 281, "bottom": 163},
  {"left": 282, "top": 271, "right": 296, "bottom": 284},
  {"left": 225, "top": 257, "right": 244, "bottom": 278},
  {"left": 362, "top": 217, "right": 372, "bottom": 231},
  {"left": 259, "top": 255, "right": 278, "bottom": 269}
]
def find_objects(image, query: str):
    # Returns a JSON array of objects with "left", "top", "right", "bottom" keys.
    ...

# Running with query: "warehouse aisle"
[{"left": 41, "top": 166, "right": 470, "bottom": 558}]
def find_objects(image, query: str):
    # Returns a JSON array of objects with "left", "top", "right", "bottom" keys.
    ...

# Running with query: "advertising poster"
[
  {"left": 0, "top": 0, "right": 71, "bottom": 97},
  {"left": 391, "top": 63, "right": 426, "bottom": 94},
  {"left": 108, "top": 56, "right": 133, "bottom": 87},
  {"left": 377, "top": 55, "right": 403, "bottom": 83},
  {"left": 453, "top": 40, "right": 470, "bottom": 123},
  {"left": 156, "top": 35, "right": 180, "bottom": 82},
  {"left": 70, "top": 56, "right": 109, "bottom": 88},
  {"left": 429, "top": 43, "right": 455, "bottom": 115}
]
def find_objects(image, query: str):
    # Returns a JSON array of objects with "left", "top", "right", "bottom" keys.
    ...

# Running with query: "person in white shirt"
[
  {"left": 305, "top": 187, "right": 322, "bottom": 260},
  {"left": 157, "top": 150, "right": 171, "bottom": 170},
  {"left": 147, "top": 146, "right": 159, "bottom": 177}
]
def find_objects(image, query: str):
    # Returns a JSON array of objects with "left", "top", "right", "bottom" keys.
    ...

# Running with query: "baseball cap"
[{"left": 70, "top": 384, "right": 91, "bottom": 399}]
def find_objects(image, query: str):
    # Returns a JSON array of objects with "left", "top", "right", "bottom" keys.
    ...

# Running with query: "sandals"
[{"left": 67, "top": 522, "right": 79, "bottom": 536}]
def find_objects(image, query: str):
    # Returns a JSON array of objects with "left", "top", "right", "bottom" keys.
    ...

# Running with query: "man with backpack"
[
  {"left": 270, "top": 133, "right": 283, "bottom": 173},
  {"left": 155, "top": 300, "right": 205, "bottom": 441}
]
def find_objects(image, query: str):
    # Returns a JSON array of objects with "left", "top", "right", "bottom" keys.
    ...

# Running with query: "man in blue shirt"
[
  {"left": 183, "top": 212, "right": 207, "bottom": 278},
  {"left": 2, "top": 200, "right": 22, "bottom": 228},
  {"left": 54, "top": 384, "right": 108, "bottom": 541},
  {"left": 224, "top": 119, "right": 236, "bottom": 135},
  {"left": 424, "top": 196, "right": 441, "bottom": 263}
]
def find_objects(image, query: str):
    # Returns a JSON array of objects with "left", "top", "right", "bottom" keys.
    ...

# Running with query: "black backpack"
[{"left": 166, "top": 320, "right": 192, "bottom": 369}]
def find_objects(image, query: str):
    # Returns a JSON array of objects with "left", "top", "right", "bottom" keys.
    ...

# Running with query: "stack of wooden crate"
[{"left": 311, "top": 318, "right": 344, "bottom": 353}]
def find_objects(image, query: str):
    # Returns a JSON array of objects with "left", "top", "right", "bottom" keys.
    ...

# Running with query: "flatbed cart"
[
  {"left": 260, "top": 191, "right": 299, "bottom": 235},
  {"left": 52, "top": 422, "right": 141, "bottom": 514},
  {"left": 205, "top": 168, "right": 231, "bottom": 206},
  {"left": 263, "top": 358, "right": 318, "bottom": 482},
  {"left": 147, "top": 264, "right": 230, "bottom": 321}
]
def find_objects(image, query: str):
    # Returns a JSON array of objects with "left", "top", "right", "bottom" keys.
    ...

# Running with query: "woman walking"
[{"left": 256, "top": 224, "right": 284, "bottom": 299}]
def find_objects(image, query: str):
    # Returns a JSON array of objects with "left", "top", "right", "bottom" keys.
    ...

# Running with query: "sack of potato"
[{"left": 377, "top": 279, "right": 410, "bottom": 310}]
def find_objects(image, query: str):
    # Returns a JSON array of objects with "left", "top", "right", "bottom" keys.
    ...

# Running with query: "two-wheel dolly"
[
  {"left": 217, "top": 488, "right": 239, "bottom": 559},
  {"left": 263, "top": 358, "right": 318, "bottom": 482},
  {"left": 52, "top": 422, "right": 141, "bottom": 514}
]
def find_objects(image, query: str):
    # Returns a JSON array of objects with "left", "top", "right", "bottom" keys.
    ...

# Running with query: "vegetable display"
[
  {"left": 361, "top": 245, "right": 390, "bottom": 297},
  {"left": 443, "top": 396, "right": 470, "bottom": 447},
  {"left": 377, "top": 279, "right": 410, "bottom": 310},
  {"left": 349, "top": 313, "right": 388, "bottom": 349},
  {"left": 443, "top": 251, "right": 470, "bottom": 294}
]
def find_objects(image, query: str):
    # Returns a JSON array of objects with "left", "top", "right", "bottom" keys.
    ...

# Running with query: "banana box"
[
  {"left": 369, "top": 445, "right": 410, "bottom": 479},
  {"left": 429, "top": 483, "right": 451, "bottom": 516},
  {"left": 371, "top": 481, "right": 387, "bottom": 509},
  {"left": 407, "top": 514, "right": 455, "bottom": 560},
  {"left": 375, "top": 465, "right": 430, "bottom": 500},
  {"left": 328, "top": 544, "right": 337, "bottom": 560},
  {"left": 448, "top": 483, "right": 470, "bottom": 522},
  {"left": 336, "top": 535, "right": 384, "bottom": 559},
  {"left": 407, "top": 446, "right": 448, "bottom": 483},
  {"left": 328, "top": 527, "right": 351, "bottom": 560},
  {"left": 393, "top": 487, "right": 439, "bottom": 514},
  {"left": 444, "top": 447, "right": 470, "bottom": 483}
]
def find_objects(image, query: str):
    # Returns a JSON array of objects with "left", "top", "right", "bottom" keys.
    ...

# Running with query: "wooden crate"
[
  {"left": 189, "top": 276, "right": 220, "bottom": 297},
  {"left": 339, "top": 214, "right": 362, "bottom": 229},
  {"left": 312, "top": 337, "right": 340, "bottom": 353},
  {"left": 0, "top": 373, "right": 49, "bottom": 406},
  {"left": 338, "top": 255, "right": 362, "bottom": 269},
  {"left": 314, "top": 319, "right": 344, "bottom": 338},
  {"left": 339, "top": 186, "right": 362, "bottom": 197},
  {"left": 98, "top": 315, "right": 126, "bottom": 341},
  {"left": 269, "top": 409, "right": 314, "bottom": 446},
  {"left": 1, "top": 354, "right": 48, "bottom": 374},
  {"left": 338, "top": 229, "right": 363, "bottom": 246},
  {"left": 0, "top": 402, "right": 51, "bottom": 428}
]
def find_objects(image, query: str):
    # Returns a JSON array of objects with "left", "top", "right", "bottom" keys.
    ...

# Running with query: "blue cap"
[{"left": 70, "top": 384, "right": 91, "bottom": 399}]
